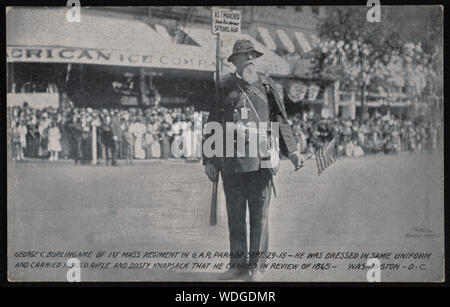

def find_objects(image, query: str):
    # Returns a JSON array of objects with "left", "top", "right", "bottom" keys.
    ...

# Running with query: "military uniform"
[{"left": 204, "top": 70, "right": 298, "bottom": 273}]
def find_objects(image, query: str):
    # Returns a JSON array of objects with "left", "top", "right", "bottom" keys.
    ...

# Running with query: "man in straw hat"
[{"left": 203, "top": 39, "right": 303, "bottom": 281}]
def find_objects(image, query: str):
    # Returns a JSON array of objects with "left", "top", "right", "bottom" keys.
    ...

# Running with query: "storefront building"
[
  {"left": 7, "top": 7, "right": 218, "bottom": 110},
  {"left": 7, "top": 6, "right": 336, "bottom": 117}
]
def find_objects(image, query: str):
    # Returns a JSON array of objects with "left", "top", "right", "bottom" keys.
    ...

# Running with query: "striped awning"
[
  {"left": 255, "top": 26, "right": 317, "bottom": 55},
  {"left": 294, "top": 31, "right": 312, "bottom": 53},
  {"left": 256, "top": 27, "right": 277, "bottom": 51},
  {"left": 276, "top": 29, "right": 296, "bottom": 53},
  {"left": 181, "top": 26, "right": 291, "bottom": 77}
]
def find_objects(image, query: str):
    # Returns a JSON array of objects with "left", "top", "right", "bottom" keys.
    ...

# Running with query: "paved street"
[{"left": 7, "top": 152, "right": 444, "bottom": 282}]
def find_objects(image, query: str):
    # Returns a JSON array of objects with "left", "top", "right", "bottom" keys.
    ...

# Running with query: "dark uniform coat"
[{"left": 204, "top": 72, "right": 297, "bottom": 172}]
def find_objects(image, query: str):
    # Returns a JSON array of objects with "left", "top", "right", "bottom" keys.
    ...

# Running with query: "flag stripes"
[{"left": 315, "top": 139, "right": 336, "bottom": 176}]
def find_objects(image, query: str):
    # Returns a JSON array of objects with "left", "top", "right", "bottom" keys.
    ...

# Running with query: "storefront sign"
[
  {"left": 7, "top": 45, "right": 291, "bottom": 77},
  {"left": 212, "top": 8, "right": 241, "bottom": 35},
  {"left": 7, "top": 46, "right": 216, "bottom": 72}
]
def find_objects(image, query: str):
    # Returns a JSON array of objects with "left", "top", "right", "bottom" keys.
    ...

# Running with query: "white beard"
[{"left": 242, "top": 64, "right": 258, "bottom": 84}]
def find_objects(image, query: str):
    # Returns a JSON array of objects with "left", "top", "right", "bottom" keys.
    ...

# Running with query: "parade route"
[{"left": 7, "top": 152, "right": 444, "bottom": 282}]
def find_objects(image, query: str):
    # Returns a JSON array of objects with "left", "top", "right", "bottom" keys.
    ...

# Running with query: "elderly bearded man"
[{"left": 203, "top": 40, "right": 303, "bottom": 281}]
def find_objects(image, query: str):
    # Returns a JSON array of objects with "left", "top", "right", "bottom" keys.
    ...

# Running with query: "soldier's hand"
[
  {"left": 204, "top": 161, "right": 219, "bottom": 182},
  {"left": 289, "top": 152, "right": 304, "bottom": 171}
]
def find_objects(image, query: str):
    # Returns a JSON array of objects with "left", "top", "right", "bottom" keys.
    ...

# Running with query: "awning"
[
  {"left": 7, "top": 7, "right": 167, "bottom": 53},
  {"left": 256, "top": 26, "right": 317, "bottom": 55},
  {"left": 294, "top": 31, "right": 312, "bottom": 53},
  {"left": 6, "top": 7, "right": 216, "bottom": 72},
  {"left": 181, "top": 26, "right": 291, "bottom": 77},
  {"left": 256, "top": 27, "right": 277, "bottom": 51},
  {"left": 154, "top": 24, "right": 173, "bottom": 43},
  {"left": 276, "top": 29, "right": 296, "bottom": 53}
]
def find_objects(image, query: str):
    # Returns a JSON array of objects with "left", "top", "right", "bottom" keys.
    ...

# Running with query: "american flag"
[{"left": 315, "top": 138, "right": 337, "bottom": 176}]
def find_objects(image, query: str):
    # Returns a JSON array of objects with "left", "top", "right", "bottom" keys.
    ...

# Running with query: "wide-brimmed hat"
[{"left": 227, "top": 39, "right": 263, "bottom": 63}]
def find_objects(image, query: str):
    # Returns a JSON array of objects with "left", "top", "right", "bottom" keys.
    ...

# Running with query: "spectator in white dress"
[
  {"left": 47, "top": 120, "right": 62, "bottom": 161},
  {"left": 13, "top": 120, "right": 27, "bottom": 161},
  {"left": 129, "top": 117, "right": 147, "bottom": 159}
]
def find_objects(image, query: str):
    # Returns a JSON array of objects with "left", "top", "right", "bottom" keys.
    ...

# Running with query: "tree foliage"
[
  {"left": 313, "top": 6, "right": 401, "bottom": 89},
  {"left": 311, "top": 6, "right": 443, "bottom": 119}
]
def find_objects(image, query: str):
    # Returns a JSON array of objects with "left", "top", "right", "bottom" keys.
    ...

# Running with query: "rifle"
[
  {"left": 210, "top": 31, "right": 221, "bottom": 226},
  {"left": 209, "top": 177, "right": 219, "bottom": 225}
]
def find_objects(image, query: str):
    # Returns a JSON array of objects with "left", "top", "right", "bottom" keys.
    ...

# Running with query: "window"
[
  {"left": 295, "top": 6, "right": 303, "bottom": 12},
  {"left": 312, "top": 6, "right": 319, "bottom": 15}
]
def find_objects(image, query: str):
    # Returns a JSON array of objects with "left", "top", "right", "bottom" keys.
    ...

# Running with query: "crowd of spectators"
[
  {"left": 7, "top": 103, "right": 204, "bottom": 164},
  {"left": 7, "top": 103, "right": 441, "bottom": 164},
  {"left": 290, "top": 113, "right": 441, "bottom": 157}
]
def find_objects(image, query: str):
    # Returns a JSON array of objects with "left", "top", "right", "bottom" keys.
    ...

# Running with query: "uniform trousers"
[{"left": 221, "top": 167, "right": 272, "bottom": 271}]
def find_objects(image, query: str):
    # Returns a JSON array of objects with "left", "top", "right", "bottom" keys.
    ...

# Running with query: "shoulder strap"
[{"left": 258, "top": 74, "right": 289, "bottom": 121}]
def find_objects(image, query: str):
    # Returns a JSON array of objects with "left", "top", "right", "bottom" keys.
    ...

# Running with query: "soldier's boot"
[
  {"left": 249, "top": 269, "right": 265, "bottom": 282},
  {"left": 217, "top": 269, "right": 250, "bottom": 281}
]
